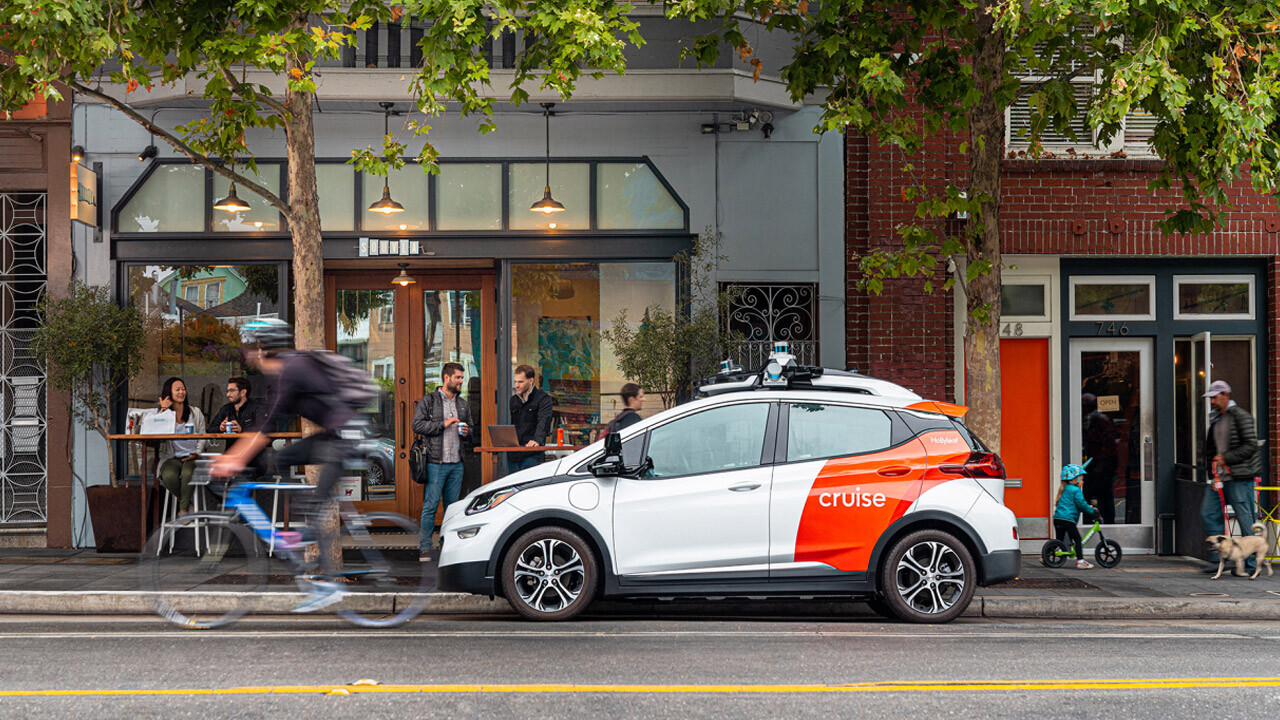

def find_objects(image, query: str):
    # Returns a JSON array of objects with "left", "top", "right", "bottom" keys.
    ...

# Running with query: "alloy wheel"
[
  {"left": 895, "top": 539, "right": 967, "bottom": 616},
  {"left": 512, "top": 538, "right": 587, "bottom": 614}
]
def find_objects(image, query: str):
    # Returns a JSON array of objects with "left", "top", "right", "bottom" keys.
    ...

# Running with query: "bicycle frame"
[
  {"left": 1052, "top": 520, "right": 1103, "bottom": 557},
  {"left": 223, "top": 481, "right": 315, "bottom": 547}
]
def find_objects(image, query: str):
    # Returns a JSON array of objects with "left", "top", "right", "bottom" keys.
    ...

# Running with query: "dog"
[{"left": 1206, "top": 524, "right": 1273, "bottom": 580}]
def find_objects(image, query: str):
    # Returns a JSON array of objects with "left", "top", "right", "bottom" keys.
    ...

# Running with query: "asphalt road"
[{"left": 2, "top": 613, "right": 1279, "bottom": 718}]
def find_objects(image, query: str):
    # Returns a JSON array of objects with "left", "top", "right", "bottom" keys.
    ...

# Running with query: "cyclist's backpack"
[{"left": 309, "top": 350, "right": 378, "bottom": 414}]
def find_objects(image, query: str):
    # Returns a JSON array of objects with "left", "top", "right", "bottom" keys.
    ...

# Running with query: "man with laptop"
[{"left": 505, "top": 364, "right": 554, "bottom": 475}]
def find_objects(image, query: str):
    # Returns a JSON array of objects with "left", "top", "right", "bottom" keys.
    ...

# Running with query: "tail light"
[{"left": 939, "top": 452, "right": 1006, "bottom": 479}]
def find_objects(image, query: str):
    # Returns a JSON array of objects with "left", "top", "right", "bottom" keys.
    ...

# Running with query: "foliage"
[
  {"left": 602, "top": 231, "right": 741, "bottom": 409},
  {"left": 31, "top": 282, "right": 147, "bottom": 487},
  {"left": 158, "top": 315, "right": 244, "bottom": 364}
]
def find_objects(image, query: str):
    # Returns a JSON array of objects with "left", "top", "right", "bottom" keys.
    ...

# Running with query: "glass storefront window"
[
  {"left": 508, "top": 163, "right": 589, "bottom": 230},
  {"left": 212, "top": 164, "right": 282, "bottom": 232},
  {"left": 436, "top": 163, "right": 502, "bottom": 230},
  {"left": 1070, "top": 277, "right": 1154, "bottom": 319},
  {"left": 361, "top": 166, "right": 429, "bottom": 232},
  {"left": 1174, "top": 276, "right": 1254, "bottom": 319},
  {"left": 317, "top": 164, "right": 355, "bottom": 231},
  {"left": 125, "top": 265, "right": 283, "bottom": 474},
  {"left": 119, "top": 165, "right": 205, "bottom": 233},
  {"left": 596, "top": 162, "right": 683, "bottom": 230},
  {"left": 512, "top": 262, "right": 676, "bottom": 446},
  {"left": 1001, "top": 283, "right": 1047, "bottom": 319}
]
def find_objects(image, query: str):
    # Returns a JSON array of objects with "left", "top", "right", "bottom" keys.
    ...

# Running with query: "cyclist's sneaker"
[
  {"left": 275, "top": 531, "right": 304, "bottom": 550},
  {"left": 292, "top": 581, "right": 346, "bottom": 613},
  {"left": 1075, "top": 559, "right": 1094, "bottom": 569}
]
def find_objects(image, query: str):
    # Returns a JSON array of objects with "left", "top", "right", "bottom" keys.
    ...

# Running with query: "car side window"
[
  {"left": 646, "top": 403, "right": 770, "bottom": 479},
  {"left": 786, "top": 403, "right": 893, "bottom": 462}
]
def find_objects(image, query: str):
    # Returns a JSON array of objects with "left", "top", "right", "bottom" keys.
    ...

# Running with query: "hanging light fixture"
[
  {"left": 530, "top": 103, "right": 566, "bottom": 214},
  {"left": 391, "top": 262, "right": 416, "bottom": 287},
  {"left": 368, "top": 102, "right": 406, "bottom": 215},
  {"left": 212, "top": 182, "right": 252, "bottom": 213}
]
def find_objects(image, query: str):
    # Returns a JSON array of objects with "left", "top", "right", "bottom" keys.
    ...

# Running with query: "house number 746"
[{"left": 1094, "top": 321, "right": 1129, "bottom": 336}]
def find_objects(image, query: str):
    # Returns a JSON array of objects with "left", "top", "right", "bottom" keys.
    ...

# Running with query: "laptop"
[{"left": 487, "top": 425, "right": 521, "bottom": 447}]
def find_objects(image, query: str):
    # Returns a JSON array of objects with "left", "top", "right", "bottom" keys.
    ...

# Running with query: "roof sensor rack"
[{"left": 694, "top": 342, "right": 923, "bottom": 401}]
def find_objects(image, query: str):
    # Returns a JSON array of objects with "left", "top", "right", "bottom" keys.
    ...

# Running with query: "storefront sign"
[
  {"left": 1096, "top": 395, "right": 1121, "bottom": 413},
  {"left": 70, "top": 163, "right": 98, "bottom": 228},
  {"left": 359, "top": 237, "right": 429, "bottom": 257}
]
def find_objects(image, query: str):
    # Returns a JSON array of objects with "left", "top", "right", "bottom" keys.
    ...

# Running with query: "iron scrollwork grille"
[
  {"left": 0, "top": 193, "right": 47, "bottom": 525},
  {"left": 722, "top": 282, "right": 818, "bottom": 368}
]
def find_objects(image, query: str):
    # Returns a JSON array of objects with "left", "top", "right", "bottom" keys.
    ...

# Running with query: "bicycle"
[
  {"left": 140, "top": 456, "right": 430, "bottom": 629},
  {"left": 1040, "top": 518, "right": 1123, "bottom": 569}
]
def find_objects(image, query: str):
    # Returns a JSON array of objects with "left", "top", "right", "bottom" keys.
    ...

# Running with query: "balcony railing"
[
  {"left": 730, "top": 340, "right": 819, "bottom": 371},
  {"left": 325, "top": 21, "right": 534, "bottom": 70}
]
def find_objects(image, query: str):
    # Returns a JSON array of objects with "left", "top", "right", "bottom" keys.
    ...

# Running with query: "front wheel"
[
  {"left": 140, "top": 515, "right": 265, "bottom": 629},
  {"left": 1095, "top": 539, "right": 1123, "bottom": 568},
  {"left": 878, "top": 529, "right": 976, "bottom": 624},
  {"left": 501, "top": 526, "right": 598, "bottom": 621},
  {"left": 1041, "top": 539, "right": 1069, "bottom": 568}
]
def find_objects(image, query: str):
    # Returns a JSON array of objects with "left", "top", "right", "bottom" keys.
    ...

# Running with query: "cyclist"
[
  {"left": 211, "top": 318, "right": 364, "bottom": 612},
  {"left": 1053, "top": 462, "right": 1099, "bottom": 570}
]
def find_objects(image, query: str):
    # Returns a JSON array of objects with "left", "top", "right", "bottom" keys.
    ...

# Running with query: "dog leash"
[{"left": 1213, "top": 465, "right": 1231, "bottom": 538}]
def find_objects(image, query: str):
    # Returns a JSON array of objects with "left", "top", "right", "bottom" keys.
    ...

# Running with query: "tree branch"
[
  {"left": 216, "top": 63, "right": 290, "bottom": 118},
  {"left": 68, "top": 80, "right": 292, "bottom": 218}
]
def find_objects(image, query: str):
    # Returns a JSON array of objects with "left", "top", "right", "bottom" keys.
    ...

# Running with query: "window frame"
[
  {"left": 777, "top": 401, "right": 900, "bottom": 466},
  {"left": 1068, "top": 274, "right": 1156, "bottom": 322},
  {"left": 1172, "top": 274, "right": 1255, "bottom": 321}
]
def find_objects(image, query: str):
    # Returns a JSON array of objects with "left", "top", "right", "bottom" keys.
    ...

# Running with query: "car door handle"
[
  {"left": 877, "top": 466, "right": 911, "bottom": 478},
  {"left": 728, "top": 483, "right": 762, "bottom": 492}
]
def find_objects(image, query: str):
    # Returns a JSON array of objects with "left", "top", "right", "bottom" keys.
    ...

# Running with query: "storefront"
[{"left": 111, "top": 157, "right": 693, "bottom": 521}]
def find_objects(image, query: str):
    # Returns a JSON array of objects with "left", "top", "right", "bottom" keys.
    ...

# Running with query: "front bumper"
[
  {"left": 437, "top": 560, "right": 495, "bottom": 597},
  {"left": 979, "top": 548, "right": 1021, "bottom": 585}
]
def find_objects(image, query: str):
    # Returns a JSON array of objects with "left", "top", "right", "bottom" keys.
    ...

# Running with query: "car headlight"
[{"left": 466, "top": 487, "right": 519, "bottom": 515}]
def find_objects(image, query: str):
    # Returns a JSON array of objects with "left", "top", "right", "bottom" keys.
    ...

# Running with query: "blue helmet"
[
  {"left": 1061, "top": 458, "right": 1093, "bottom": 482},
  {"left": 239, "top": 318, "right": 293, "bottom": 350}
]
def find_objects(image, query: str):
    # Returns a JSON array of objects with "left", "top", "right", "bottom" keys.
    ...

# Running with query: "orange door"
[{"left": 999, "top": 338, "right": 1051, "bottom": 537}]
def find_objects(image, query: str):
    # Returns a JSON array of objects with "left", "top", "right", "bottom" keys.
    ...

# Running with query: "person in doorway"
[
  {"left": 157, "top": 377, "right": 208, "bottom": 514},
  {"left": 208, "top": 376, "right": 259, "bottom": 435},
  {"left": 1080, "top": 393, "right": 1119, "bottom": 524},
  {"left": 1054, "top": 462, "right": 1098, "bottom": 569},
  {"left": 412, "top": 362, "right": 474, "bottom": 562},
  {"left": 508, "top": 364, "right": 553, "bottom": 475},
  {"left": 605, "top": 383, "right": 645, "bottom": 435},
  {"left": 1201, "top": 380, "right": 1262, "bottom": 574}
]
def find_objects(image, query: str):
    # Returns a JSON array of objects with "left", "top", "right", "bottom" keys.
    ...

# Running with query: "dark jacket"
[
  {"left": 209, "top": 399, "right": 259, "bottom": 434},
  {"left": 412, "top": 389, "right": 474, "bottom": 464},
  {"left": 1205, "top": 403, "right": 1262, "bottom": 480},
  {"left": 605, "top": 408, "right": 642, "bottom": 435},
  {"left": 510, "top": 388, "right": 553, "bottom": 462}
]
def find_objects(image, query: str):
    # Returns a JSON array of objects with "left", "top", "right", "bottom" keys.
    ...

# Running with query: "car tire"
[
  {"left": 501, "top": 526, "right": 599, "bottom": 621},
  {"left": 878, "top": 529, "right": 976, "bottom": 624},
  {"left": 365, "top": 461, "right": 385, "bottom": 486}
]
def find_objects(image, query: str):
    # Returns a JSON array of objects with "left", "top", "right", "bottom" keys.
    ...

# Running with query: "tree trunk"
[
  {"left": 964, "top": 0, "right": 1005, "bottom": 453},
  {"left": 283, "top": 29, "right": 341, "bottom": 573}
]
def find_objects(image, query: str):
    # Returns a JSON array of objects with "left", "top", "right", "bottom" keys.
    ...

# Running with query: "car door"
[
  {"left": 769, "top": 402, "right": 927, "bottom": 577},
  {"left": 613, "top": 401, "right": 775, "bottom": 579}
]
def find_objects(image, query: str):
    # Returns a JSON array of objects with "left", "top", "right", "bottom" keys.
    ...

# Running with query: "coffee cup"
[{"left": 457, "top": 421, "right": 469, "bottom": 436}]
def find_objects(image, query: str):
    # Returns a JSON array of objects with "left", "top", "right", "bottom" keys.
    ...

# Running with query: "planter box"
[{"left": 87, "top": 484, "right": 155, "bottom": 553}]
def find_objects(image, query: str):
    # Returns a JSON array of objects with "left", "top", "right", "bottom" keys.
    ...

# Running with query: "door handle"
[
  {"left": 877, "top": 466, "right": 911, "bottom": 478},
  {"left": 400, "top": 400, "right": 407, "bottom": 450},
  {"left": 728, "top": 483, "right": 761, "bottom": 492}
]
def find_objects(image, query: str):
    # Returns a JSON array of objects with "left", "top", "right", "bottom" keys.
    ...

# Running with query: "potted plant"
[{"left": 32, "top": 282, "right": 147, "bottom": 552}]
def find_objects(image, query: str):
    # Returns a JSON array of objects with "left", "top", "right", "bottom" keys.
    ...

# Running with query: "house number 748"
[{"left": 1094, "top": 321, "right": 1129, "bottom": 336}]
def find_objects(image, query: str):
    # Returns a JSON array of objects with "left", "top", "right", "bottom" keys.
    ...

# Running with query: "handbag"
[
  {"left": 409, "top": 435, "right": 428, "bottom": 485},
  {"left": 140, "top": 409, "right": 176, "bottom": 435}
]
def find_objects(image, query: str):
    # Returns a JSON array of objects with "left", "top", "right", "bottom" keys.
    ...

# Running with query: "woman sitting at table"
[{"left": 157, "top": 377, "right": 207, "bottom": 514}]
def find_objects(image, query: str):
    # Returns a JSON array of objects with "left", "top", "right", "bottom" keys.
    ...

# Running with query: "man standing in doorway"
[
  {"left": 1081, "top": 393, "right": 1119, "bottom": 525},
  {"left": 509, "top": 364, "right": 553, "bottom": 475},
  {"left": 1201, "top": 380, "right": 1262, "bottom": 574},
  {"left": 412, "top": 362, "right": 473, "bottom": 562}
]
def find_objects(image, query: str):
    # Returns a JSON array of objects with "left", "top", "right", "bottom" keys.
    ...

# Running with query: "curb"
[{"left": 979, "top": 595, "right": 1280, "bottom": 620}]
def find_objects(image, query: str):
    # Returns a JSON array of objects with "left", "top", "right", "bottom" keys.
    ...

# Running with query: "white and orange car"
[{"left": 437, "top": 350, "right": 1020, "bottom": 623}]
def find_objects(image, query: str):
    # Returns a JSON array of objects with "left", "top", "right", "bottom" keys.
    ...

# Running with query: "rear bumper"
[
  {"left": 437, "top": 560, "right": 494, "bottom": 596},
  {"left": 979, "top": 549, "right": 1020, "bottom": 585}
]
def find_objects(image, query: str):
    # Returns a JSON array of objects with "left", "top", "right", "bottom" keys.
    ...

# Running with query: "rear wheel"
[
  {"left": 501, "top": 526, "right": 598, "bottom": 621},
  {"left": 141, "top": 515, "right": 265, "bottom": 629},
  {"left": 335, "top": 512, "right": 431, "bottom": 628},
  {"left": 878, "top": 529, "right": 975, "bottom": 624},
  {"left": 1041, "top": 539, "right": 1069, "bottom": 568}
]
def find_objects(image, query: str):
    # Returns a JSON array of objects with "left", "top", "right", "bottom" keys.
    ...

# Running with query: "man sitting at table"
[{"left": 208, "top": 377, "right": 259, "bottom": 435}]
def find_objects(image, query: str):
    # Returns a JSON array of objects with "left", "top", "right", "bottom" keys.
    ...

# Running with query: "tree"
[{"left": 669, "top": 0, "right": 1280, "bottom": 450}]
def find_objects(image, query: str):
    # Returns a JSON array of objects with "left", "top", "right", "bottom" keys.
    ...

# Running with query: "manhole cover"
[{"left": 990, "top": 577, "right": 1096, "bottom": 590}]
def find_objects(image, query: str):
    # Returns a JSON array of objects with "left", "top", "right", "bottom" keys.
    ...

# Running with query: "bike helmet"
[
  {"left": 239, "top": 318, "right": 293, "bottom": 350},
  {"left": 1060, "top": 457, "right": 1093, "bottom": 482}
]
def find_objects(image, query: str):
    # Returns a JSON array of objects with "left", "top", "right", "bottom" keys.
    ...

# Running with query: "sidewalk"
[{"left": 1, "top": 547, "right": 1278, "bottom": 619}]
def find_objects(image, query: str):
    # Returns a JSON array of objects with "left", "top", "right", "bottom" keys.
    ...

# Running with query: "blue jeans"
[
  {"left": 1202, "top": 478, "right": 1257, "bottom": 567},
  {"left": 421, "top": 462, "right": 464, "bottom": 553},
  {"left": 506, "top": 455, "right": 541, "bottom": 476}
]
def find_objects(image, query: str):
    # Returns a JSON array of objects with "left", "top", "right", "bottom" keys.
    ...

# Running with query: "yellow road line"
[{"left": 3, "top": 677, "right": 1280, "bottom": 697}]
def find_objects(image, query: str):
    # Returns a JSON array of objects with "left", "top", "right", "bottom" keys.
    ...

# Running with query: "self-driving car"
[{"left": 437, "top": 349, "right": 1020, "bottom": 623}]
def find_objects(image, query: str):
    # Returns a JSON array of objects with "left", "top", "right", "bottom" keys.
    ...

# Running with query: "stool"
[{"left": 157, "top": 479, "right": 213, "bottom": 555}]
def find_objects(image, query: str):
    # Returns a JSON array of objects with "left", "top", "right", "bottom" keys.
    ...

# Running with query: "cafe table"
[{"left": 107, "top": 432, "right": 305, "bottom": 547}]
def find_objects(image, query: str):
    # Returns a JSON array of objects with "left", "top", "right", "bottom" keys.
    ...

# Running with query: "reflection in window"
[
  {"left": 119, "top": 164, "right": 205, "bottom": 233},
  {"left": 317, "top": 163, "right": 356, "bottom": 231},
  {"left": 212, "top": 165, "right": 282, "bottom": 232},
  {"left": 508, "top": 163, "right": 589, "bottom": 230},
  {"left": 361, "top": 166, "right": 429, "bottom": 232},
  {"left": 646, "top": 404, "right": 769, "bottom": 478},
  {"left": 436, "top": 163, "right": 502, "bottom": 230},
  {"left": 1001, "top": 284, "right": 1046, "bottom": 318},
  {"left": 596, "top": 162, "right": 683, "bottom": 230},
  {"left": 786, "top": 404, "right": 892, "bottom": 462},
  {"left": 512, "top": 262, "right": 676, "bottom": 447},
  {"left": 1177, "top": 280, "right": 1252, "bottom": 317},
  {"left": 1073, "top": 282, "right": 1152, "bottom": 317}
]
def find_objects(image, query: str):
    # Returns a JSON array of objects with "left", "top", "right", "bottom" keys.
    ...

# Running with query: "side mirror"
[
  {"left": 603, "top": 431, "right": 622, "bottom": 457},
  {"left": 589, "top": 431, "right": 626, "bottom": 478}
]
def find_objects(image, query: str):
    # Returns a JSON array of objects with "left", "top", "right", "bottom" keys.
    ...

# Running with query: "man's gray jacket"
[
  {"left": 412, "top": 390, "right": 475, "bottom": 464},
  {"left": 1205, "top": 403, "right": 1262, "bottom": 480}
]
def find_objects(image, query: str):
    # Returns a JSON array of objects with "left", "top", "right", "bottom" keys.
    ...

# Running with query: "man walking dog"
[{"left": 1201, "top": 380, "right": 1263, "bottom": 575}]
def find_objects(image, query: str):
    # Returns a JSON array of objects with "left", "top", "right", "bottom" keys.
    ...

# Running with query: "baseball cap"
[{"left": 1203, "top": 380, "right": 1232, "bottom": 398}]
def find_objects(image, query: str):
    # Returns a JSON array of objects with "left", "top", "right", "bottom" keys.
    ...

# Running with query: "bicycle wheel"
[
  {"left": 1040, "top": 539, "right": 1068, "bottom": 568},
  {"left": 140, "top": 514, "right": 267, "bottom": 629},
  {"left": 1095, "top": 539, "right": 1123, "bottom": 568},
  {"left": 334, "top": 511, "right": 430, "bottom": 628}
]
